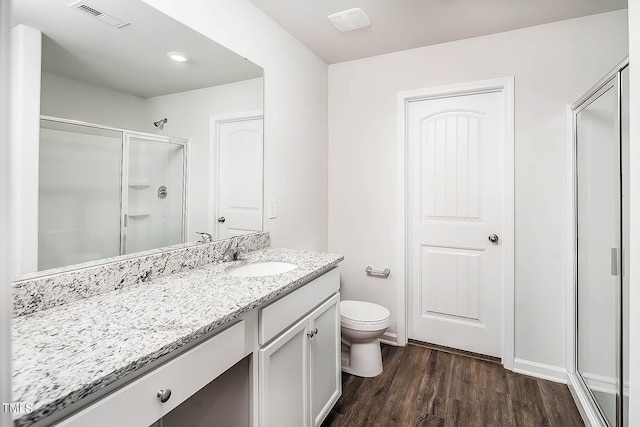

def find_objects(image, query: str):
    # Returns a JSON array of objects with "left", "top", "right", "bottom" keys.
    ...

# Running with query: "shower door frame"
[
  {"left": 566, "top": 58, "right": 628, "bottom": 427},
  {"left": 121, "top": 132, "right": 188, "bottom": 255},
  {"left": 40, "top": 116, "right": 189, "bottom": 258}
]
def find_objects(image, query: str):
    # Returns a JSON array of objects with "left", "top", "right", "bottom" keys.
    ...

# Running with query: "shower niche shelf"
[
  {"left": 128, "top": 181, "right": 150, "bottom": 189},
  {"left": 127, "top": 212, "right": 151, "bottom": 218}
]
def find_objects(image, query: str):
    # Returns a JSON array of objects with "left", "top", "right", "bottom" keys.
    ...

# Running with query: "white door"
[
  {"left": 216, "top": 118, "right": 263, "bottom": 239},
  {"left": 407, "top": 91, "right": 503, "bottom": 357}
]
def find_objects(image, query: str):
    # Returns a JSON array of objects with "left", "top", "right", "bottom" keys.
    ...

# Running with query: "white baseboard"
[
  {"left": 380, "top": 331, "right": 398, "bottom": 346},
  {"left": 513, "top": 358, "right": 567, "bottom": 384}
]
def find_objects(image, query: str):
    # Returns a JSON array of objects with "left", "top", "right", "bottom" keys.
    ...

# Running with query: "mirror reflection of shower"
[
  {"left": 153, "top": 118, "right": 168, "bottom": 129},
  {"left": 38, "top": 118, "right": 187, "bottom": 271}
]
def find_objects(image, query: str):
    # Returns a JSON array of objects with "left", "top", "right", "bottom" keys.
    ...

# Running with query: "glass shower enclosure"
[
  {"left": 38, "top": 118, "right": 187, "bottom": 271},
  {"left": 572, "top": 60, "right": 629, "bottom": 427}
]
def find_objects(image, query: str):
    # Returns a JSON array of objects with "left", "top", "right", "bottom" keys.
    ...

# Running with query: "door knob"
[
  {"left": 217, "top": 217, "right": 226, "bottom": 223},
  {"left": 488, "top": 234, "right": 499, "bottom": 244}
]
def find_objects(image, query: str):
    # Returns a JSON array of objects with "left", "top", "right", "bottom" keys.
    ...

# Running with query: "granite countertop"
[{"left": 12, "top": 247, "right": 343, "bottom": 427}]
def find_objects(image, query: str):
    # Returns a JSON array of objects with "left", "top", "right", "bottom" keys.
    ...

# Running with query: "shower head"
[{"left": 154, "top": 118, "right": 168, "bottom": 128}]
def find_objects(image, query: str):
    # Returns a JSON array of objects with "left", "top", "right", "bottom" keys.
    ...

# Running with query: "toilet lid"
[{"left": 340, "top": 300, "right": 391, "bottom": 330}]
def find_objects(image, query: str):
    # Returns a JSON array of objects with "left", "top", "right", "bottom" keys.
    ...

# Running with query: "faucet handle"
[{"left": 196, "top": 231, "right": 213, "bottom": 243}]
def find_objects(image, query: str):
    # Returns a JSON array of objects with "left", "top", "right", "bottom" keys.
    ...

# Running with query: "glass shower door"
[
  {"left": 575, "top": 78, "right": 620, "bottom": 426},
  {"left": 621, "top": 65, "right": 630, "bottom": 427},
  {"left": 124, "top": 135, "right": 186, "bottom": 254},
  {"left": 38, "top": 119, "right": 123, "bottom": 270}
]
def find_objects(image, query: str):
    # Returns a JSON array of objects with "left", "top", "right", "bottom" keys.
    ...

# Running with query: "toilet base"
[{"left": 341, "top": 339, "right": 383, "bottom": 377}]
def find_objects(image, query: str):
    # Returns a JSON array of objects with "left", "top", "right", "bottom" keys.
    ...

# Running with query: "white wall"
[
  {"left": 41, "top": 72, "right": 148, "bottom": 131},
  {"left": 328, "top": 11, "right": 628, "bottom": 371},
  {"left": 627, "top": 0, "right": 640, "bottom": 423},
  {"left": 141, "top": 0, "right": 329, "bottom": 252},
  {"left": 144, "top": 78, "right": 264, "bottom": 239}
]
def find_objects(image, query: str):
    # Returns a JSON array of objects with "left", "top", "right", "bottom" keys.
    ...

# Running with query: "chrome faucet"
[{"left": 196, "top": 232, "right": 213, "bottom": 243}]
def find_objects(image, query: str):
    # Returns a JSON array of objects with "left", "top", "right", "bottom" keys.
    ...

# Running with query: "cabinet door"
[
  {"left": 309, "top": 294, "right": 342, "bottom": 427},
  {"left": 259, "top": 318, "right": 309, "bottom": 427}
]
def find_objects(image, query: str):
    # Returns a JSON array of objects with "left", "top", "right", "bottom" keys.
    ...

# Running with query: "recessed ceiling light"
[
  {"left": 167, "top": 52, "right": 190, "bottom": 63},
  {"left": 328, "top": 8, "right": 371, "bottom": 32}
]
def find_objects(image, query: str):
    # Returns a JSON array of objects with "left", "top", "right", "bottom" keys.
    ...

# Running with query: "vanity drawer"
[
  {"left": 259, "top": 267, "right": 339, "bottom": 345},
  {"left": 55, "top": 320, "right": 246, "bottom": 427}
]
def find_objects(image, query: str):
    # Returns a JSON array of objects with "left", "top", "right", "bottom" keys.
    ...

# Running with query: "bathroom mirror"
[{"left": 11, "top": 0, "right": 264, "bottom": 277}]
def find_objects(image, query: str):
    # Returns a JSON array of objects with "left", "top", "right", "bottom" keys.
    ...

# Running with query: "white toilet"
[{"left": 340, "top": 300, "right": 391, "bottom": 377}]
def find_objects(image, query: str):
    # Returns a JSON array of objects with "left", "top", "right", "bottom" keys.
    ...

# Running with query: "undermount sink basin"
[{"left": 226, "top": 261, "right": 298, "bottom": 278}]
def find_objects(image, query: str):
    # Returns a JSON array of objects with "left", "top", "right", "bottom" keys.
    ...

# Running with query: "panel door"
[
  {"left": 407, "top": 91, "right": 503, "bottom": 357},
  {"left": 217, "top": 118, "right": 263, "bottom": 239},
  {"left": 259, "top": 318, "right": 309, "bottom": 427},
  {"left": 309, "top": 294, "right": 341, "bottom": 427}
]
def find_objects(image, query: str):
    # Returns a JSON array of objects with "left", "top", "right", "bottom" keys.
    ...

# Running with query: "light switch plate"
[{"left": 268, "top": 199, "right": 277, "bottom": 219}]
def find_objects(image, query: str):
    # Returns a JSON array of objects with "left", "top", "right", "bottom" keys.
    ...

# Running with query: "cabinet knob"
[
  {"left": 157, "top": 389, "right": 172, "bottom": 403},
  {"left": 307, "top": 328, "right": 318, "bottom": 338}
]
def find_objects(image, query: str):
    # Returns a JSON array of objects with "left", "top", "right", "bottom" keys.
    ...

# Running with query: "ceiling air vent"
[
  {"left": 69, "top": 1, "right": 130, "bottom": 29},
  {"left": 328, "top": 8, "right": 371, "bottom": 32}
]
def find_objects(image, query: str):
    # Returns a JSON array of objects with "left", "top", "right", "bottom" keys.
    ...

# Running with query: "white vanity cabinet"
[
  {"left": 48, "top": 266, "right": 341, "bottom": 427},
  {"left": 258, "top": 268, "right": 341, "bottom": 427}
]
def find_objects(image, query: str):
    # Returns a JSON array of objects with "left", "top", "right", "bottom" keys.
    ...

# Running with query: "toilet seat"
[{"left": 340, "top": 300, "right": 391, "bottom": 331}]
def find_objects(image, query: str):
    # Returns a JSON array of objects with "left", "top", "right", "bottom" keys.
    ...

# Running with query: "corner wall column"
[{"left": 11, "top": 25, "right": 41, "bottom": 275}]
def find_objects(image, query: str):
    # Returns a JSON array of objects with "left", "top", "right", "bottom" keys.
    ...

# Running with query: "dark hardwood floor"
[{"left": 322, "top": 343, "right": 584, "bottom": 427}]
